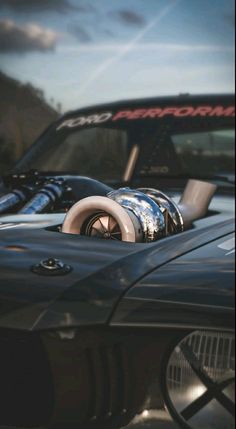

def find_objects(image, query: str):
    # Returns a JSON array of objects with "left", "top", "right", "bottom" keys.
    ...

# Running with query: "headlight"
[{"left": 164, "top": 330, "right": 235, "bottom": 429}]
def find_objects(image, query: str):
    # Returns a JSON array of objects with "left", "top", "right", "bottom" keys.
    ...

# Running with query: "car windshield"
[{"left": 16, "top": 101, "right": 235, "bottom": 185}]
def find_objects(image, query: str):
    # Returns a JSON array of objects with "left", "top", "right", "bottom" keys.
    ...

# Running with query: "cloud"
[
  {"left": 0, "top": 19, "right": 58, "bottom": 53},
  {"left": 0, "top": 0, "right": 77, "bottom": 14},
  {"left": 71, "top": 24, "right": 92, "bottom": 43},
  {"left": 111, "top": 10, "right": 146, "bottom": 27}
]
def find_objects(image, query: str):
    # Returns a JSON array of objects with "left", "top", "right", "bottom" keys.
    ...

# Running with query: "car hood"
[{"left": 0, "top": 218, "right": 234, "bottom": 331}]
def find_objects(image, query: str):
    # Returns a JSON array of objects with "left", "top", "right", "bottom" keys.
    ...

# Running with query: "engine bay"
[
  {"left": 0, "top": 171, "right": 218, "bottom": 244},
  {"left": 0, "top": 170, "right": 112, "bottom": 213}
]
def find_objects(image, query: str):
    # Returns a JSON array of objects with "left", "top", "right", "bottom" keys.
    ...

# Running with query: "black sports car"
[{"left": 0, "top": 94, "right": 235, "bottom": 429}]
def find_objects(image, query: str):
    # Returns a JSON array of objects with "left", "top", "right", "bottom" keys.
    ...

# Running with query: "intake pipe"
[
  {"left": 178, "top": 180, "right": 217, "bottom": 227},
  {"left": 0, "top": 187, "right": 32, "bottom": 214},
  {"left": 19, "top": 181, "right": 64, "bottom": 214}
]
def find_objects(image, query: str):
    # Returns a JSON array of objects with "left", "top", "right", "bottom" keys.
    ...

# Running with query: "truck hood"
[{"left": 0, "top": 218, "right": 234, "bottom": 331}]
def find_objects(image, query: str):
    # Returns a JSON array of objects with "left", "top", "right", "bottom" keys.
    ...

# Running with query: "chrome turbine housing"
[
  {"left": 62, "top": 180, "right": 216, "bottom": 243},
  {"left": 62, "top": 187, "right": 184, "bottom": 243},
  {"left": 138, "top": 188, "right": 184, "bottom": 235}
]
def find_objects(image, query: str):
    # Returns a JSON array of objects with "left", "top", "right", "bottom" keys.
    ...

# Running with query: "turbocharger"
[{"left": 62, "top": 180, "right": 217, "bottom": 243}]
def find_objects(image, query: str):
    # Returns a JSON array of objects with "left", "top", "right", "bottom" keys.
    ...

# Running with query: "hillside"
[{"left": 0, "top": 71, "right": 59, "bottom": 174}]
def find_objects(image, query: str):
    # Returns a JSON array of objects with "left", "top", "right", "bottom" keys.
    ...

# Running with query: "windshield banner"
[{"left": 57, "top": 105, "right": 235, "bottom": 131}]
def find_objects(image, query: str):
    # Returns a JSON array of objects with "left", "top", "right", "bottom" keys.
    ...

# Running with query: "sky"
[{"left": 0, "top": 0, "right": 235, "bottom": 112}]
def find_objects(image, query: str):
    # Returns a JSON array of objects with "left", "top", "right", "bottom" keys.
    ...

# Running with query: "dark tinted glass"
[{"left": 172, "top": 129, "right": 235, "bottom": 177}]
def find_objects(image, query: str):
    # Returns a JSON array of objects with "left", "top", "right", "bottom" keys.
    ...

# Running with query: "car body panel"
[
  {"left": 111, "top": 232, "right": 235, "bottom": 330},
  {"left": 0, "top": 218, "right": 234, "bottom": 331}
]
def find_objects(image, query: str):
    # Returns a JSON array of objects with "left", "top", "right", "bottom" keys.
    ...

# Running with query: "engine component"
[
  {"left": 62, "top": 180, "right": 217, "bottom": 243},
  {"left": 178, "top": 180, "right": 217, "bottom": 227},
  {"left": 0, "top": 187, "right": 32, "bottom": 214},
  {"left": 108, "top": 188, "right": 166, "bottom": 242},
  {"left": 62, "top": 189, "right": 169, "bottom": 242},
  {"left": 20, "top": 181, "right": 64, "bottom": 215},
  {"left": 137, "top": 188, "right": 184, "bottom": 235},
  {"left": 62, "top": 195, "right": 144, "bottom": 242}
]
